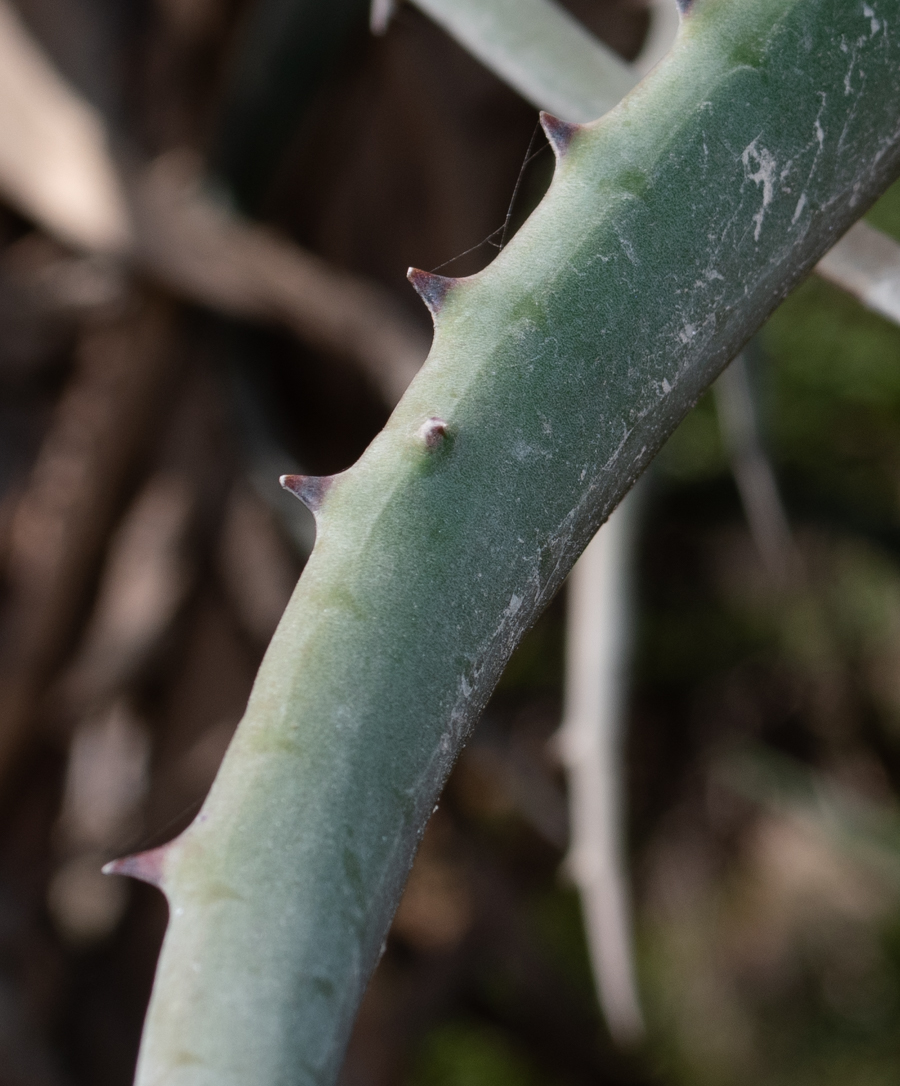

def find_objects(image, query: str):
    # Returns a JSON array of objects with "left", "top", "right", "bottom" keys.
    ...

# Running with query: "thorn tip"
[
  {"left": 280, "top": 473, "right": 334, "bottom": 514},
  {"left": 407, "top": 268, "right": 456, "bottom": 318},
  {"left": 103, "top": 843, "right": 169, "bottom": 890},
  {"left": 540, "top": 113, "right": 582, "bottom": 158}
]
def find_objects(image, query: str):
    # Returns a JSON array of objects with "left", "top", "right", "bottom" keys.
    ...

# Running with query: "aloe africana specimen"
[
  {"left": 109, "top": 1, "right": 900, "bottom": 1082},
  {"left": 420, "top": 0, "right": 798, "bottom": 1048}
]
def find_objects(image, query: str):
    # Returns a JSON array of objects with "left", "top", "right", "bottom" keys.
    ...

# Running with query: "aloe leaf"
[
  {"left": 414, "top": 0, "right": 900, "bottom": 327},
  {"left": 122, "top": 3, "right": 900, "bottom": 1084},
  {"left": 411, "top": 0, "right": 635, "bottom": 122}
]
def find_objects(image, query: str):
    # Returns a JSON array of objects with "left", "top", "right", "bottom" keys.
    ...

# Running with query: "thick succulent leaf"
[{"left": 129, "top": 2, "right": 900, "bottom": 1084}]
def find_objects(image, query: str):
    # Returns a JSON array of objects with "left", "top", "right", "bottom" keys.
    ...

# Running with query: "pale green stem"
[{"left": 411, "top": 0, "right": 900, "bottom": 326}]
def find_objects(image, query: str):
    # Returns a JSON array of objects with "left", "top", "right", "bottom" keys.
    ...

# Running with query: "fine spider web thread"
[
  {"left": 430, "top": 119, "right": 550, "bottom": 274},
  {"left": 112, "top": 795, "right": 205, "bottom": 859}
]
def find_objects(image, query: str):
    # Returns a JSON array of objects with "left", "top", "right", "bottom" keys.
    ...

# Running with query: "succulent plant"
[{"left": 108, "top": 2, "right": 900, "bottom": 1082}]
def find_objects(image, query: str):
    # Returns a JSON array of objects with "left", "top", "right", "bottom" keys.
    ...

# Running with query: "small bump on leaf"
[{"left": 103, "top": 843, "right": 170, "bottom": 890}]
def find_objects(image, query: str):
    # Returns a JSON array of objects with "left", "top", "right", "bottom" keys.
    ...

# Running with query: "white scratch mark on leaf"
[
  {"left": 741, "top": 139, "right": 777, "bottom": 242},
  {"left": 863, "top": 2, "right": 881, "bottom": 34},
  {"left": 791, "top": 192, "right": 808, "bottom": 224}
]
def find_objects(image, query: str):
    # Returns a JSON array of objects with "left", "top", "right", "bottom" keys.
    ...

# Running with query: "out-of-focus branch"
[
  {"left": 0, "top": 0, "right": 428, "bottom": 405},
  {"left": 631, "top": 0, "right": 681, "bottom": 79},
  {"left": 218, "top": 481, "right": 299, "bottom": 647},
  {"left": 411, "top": 0, "right": 900, "bottom": 331},
  {"left": 0, "top": 233, "right": 127, "bottom": 379},
  {"left": 369, "top": 0, "right": 397, "bottom": 35},
  {"left": 0, "top": 300, "right": 175, "bottom": 787},
  {"left": 713, "top": 354, "right": 795, "bottom": 584},
  {"left": 556, "top": 493, "right": 644, "bottom": 1046},
  {"left": 130, "top": 154, "right": 427, "bottom": 404},
  {"left": 5, "top": 0, "right": 900, "bottom": 413},
  {"left": 816, "top": 220, "right": 900, "bottom": 328},
  {"left": 50, "top": 699, "right": 151, "bottom": 943},
  {"left": 0, "top": 0, "right": 131, "bottom": 253}
]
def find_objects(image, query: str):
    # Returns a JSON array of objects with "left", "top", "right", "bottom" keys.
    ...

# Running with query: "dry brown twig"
[
  {"left": 0, "top": 299, "right": 176, "bottom": 786},
  {"left": 1, "top": 0, "right": 896, "bottom": 411},
  {"left": 0, "top": 0, "right": 428, "bottom": 405},
  {"left": 130, "top": 153, "right": 427, "bottom": 404}
]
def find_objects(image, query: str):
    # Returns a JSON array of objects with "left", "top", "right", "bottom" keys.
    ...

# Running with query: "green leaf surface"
[{"left": 132, "top": 3, "right": 900, "bottom": 1083}]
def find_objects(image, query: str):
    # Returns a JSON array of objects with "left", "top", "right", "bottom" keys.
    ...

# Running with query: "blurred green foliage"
[
  {"left": 525, "top": 887, "right": 597, "bottom": 1001},
  {"left": 408, "top": 1021, "right": 552, "bottom": 1086}
]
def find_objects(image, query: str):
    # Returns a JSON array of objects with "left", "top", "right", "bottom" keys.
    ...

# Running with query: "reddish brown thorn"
[
  {"left": 540, "top": 112, "right": 582, "bottom": 159},
  {"left": 280, "top": 474, "right": 334, "bottom": 514},
  {"left": 418, "top": 417, "right": 449, "bottom": 448},
  {"left": 407, "top": 268, "right": 457, "bottom": 318},
  {"left": 103, "top": 842, "right": 170, "bottom": 889}
]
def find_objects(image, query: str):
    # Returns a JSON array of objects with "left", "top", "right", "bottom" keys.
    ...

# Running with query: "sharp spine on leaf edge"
[
  {"left": 280, "top": 474, "right": 335, "bottom": 514},
  {"left": 540, "top": 113, "right": 583, "bottom": 159},
  {"left": 103, "top": 843, "right": 170, "bottom": 890},
  {"left": 407, "top": 268, "right": 456, "bottom": 318}
]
